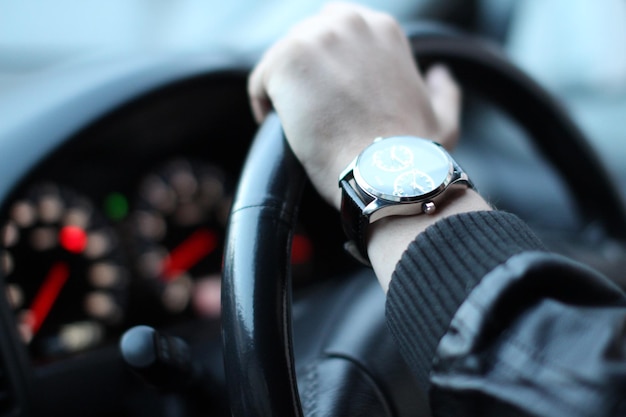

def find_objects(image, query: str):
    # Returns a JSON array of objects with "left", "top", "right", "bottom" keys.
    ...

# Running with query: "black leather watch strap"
[{"left": 340, "top": 179, "right": 372, "bottom": 265}]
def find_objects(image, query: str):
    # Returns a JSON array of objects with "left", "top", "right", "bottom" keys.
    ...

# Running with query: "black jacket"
[{"left": 386, "top": 211, "right": 626, "bottom": 417}]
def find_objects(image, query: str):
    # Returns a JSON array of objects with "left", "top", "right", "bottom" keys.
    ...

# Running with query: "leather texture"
[
  {"left": 339, "top": 179, "right": 372, "bottom": 265},
  {"left": 222, "top": 113, "right": 306, "bottom": 417}
]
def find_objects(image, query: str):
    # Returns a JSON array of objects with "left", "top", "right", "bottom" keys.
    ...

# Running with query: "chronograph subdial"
[
  {"left": 340, "top": 135, "right": 471, "bottom": 263},
  {"left": 392, "top": 169, "right": 435, "bottom": 198},
  {"left": 372, "top": 144, "right": 414, "bottom": 172}
]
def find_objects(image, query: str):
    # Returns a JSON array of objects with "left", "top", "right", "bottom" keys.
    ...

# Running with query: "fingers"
[
  {"left": 248, "top": 3, "right": 461, "bottom": 152},
  {"left": 247, "top": 9, "right": 332, "bottom": 123},
  {"left": 246, "top": 3, "right": 465, "bottom": 210},
  {"left": 248, "top": 67, "right": 271, "bottom": 123},
  {"left": 321, "top": 2, "right": 407, "bottom": 45},
  {"left": 247, "top": 2, "right": 406, "bottom": 124},
  {"left": 425, "top": 65, "right": 461, "bottom": 149},
  {"left": 248, "top": 47, "right": 275, "bottom": 123}
]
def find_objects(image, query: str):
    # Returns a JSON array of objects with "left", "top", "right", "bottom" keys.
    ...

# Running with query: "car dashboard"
[{"left": 0, "top": 53, "right": 353, "bottom": 417}]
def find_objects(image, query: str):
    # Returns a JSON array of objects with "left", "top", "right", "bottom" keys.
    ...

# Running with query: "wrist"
[{"left": 368, "top": 189, "right": 490, "bottom": 292}]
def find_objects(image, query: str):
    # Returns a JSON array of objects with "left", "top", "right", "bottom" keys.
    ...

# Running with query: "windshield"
[{"left": 0, "top": 1, "right": 425, "bottom": 73}]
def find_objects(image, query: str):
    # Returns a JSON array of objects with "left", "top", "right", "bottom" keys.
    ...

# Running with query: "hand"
[{"left": 248, "top": 2, "right": 461, "bottom": 210}]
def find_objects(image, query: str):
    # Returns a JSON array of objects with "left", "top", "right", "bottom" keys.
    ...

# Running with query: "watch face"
[{"left": 354, "top": 136, "right": 452, "bottom": 201}]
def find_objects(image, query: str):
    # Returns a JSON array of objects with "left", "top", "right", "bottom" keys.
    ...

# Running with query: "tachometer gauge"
[
  {"left": 0, "top": 183, "right": 128, "bottom": 360},
  {"left": 130, "top": 159, "right": 229, "bottom": 318}
]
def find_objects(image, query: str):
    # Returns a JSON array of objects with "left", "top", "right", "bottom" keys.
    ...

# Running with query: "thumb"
[
  {"left": 425, "top": 64, "right": 461, "bottom": 150},
  {"left": 248, "top": 61, "right": 273, "bottom": 124}
]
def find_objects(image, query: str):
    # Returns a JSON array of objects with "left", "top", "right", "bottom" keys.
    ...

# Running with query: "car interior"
[{"left": 1, "top": 0, "right": 625, "bottom": 416}]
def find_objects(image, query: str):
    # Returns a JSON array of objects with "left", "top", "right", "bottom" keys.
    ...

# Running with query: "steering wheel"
[{"left": 221, "top": 25, "right": 626, "bottom": 417}]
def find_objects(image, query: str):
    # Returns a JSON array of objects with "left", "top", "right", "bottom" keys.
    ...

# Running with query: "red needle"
[
  {"left": 28, "top": 261, "right": 70, "bottom": 336},
  {"left": 161, "top": 229, "right": 218, "bottom": 282}
]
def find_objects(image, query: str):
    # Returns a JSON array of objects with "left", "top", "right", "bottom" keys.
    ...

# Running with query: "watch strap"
[{"left": 340, "top": 179, "right": 372, "bottom": 265}]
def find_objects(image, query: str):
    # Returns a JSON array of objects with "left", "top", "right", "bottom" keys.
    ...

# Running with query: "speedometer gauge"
[
  {"left": 0, "top": 183, "right": 128, "bottom": 360},
  {"left": 130, "top": 159, "right": 230, "bottom": 318}
]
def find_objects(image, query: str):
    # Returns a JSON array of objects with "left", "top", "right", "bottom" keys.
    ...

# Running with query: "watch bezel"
[{"left": 352, "top": 136, "right": 455, "bottom": 203}]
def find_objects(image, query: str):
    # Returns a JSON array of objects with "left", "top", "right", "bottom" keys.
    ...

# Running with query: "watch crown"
[{"left": 422, "top": 201, "right": 436, "bottom": 214}]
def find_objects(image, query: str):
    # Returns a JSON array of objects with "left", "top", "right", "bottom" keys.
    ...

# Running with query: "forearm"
[
  {"left": 385, "top": 210, "right": 626, "bottom": 416},
  {"left": 385, "top": 210, "right": 547, "bottom": 385}
]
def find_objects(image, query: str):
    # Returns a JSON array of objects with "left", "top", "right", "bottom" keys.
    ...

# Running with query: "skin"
[{"left": 248, "top": 3, "right": 491, "bottom": 292}]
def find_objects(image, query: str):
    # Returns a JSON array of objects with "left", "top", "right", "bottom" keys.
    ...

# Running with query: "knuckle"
[
  {"left": 377, "top": 13, "right": 398, "bottom": 27},
  {"left": 319, "top": 31, "right": 339, "bottom": 48},
  {"left": 341, "top": 10, "right": 368, "bottom": 29},
  {"left": 373, "top": 13, "right": 403, "bottom": 37}
]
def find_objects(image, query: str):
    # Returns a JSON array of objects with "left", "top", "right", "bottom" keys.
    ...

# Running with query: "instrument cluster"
[
  {"left": 0, "top": 155, "right": 322, "bottom": 362},
  {"left": 0, "top": 73, "right": 353, "bottom": 369}
]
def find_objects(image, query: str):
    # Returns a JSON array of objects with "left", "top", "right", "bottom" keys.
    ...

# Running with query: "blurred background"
[
  {"left": 0, "top": 0, "right": 461, "bottom": 74},
  {"left": 0, "top": 0, "right": 624, "bottom": 180},
  {"left": 1, "top": 0, "right": 624, "bottom": 149}
]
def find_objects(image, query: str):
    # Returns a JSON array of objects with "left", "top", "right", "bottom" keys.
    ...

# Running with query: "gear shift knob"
[{"left": 120, "top": 325, "right": 192, "bottom": 389}]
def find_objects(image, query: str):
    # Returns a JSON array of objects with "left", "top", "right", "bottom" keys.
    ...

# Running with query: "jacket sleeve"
[{"left": 385, "top": 211, "right": 626, "bottom": 417}]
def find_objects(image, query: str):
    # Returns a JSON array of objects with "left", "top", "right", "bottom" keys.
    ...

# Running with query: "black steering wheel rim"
[
  {"left": 405, "top": 24, "right": 626, "bottom": 237},
  {"left": 221, "top": 25, "right": 626, "bottom": 417}
]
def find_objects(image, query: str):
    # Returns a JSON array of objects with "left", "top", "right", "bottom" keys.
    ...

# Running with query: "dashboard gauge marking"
[
  {"left": 192, "top": 274, "right": 221, "bottom": 318},
  {"left": 138, "top": 248, "right": 167, "bottom": 279},
  {"left": 27, "top": 261, "right": 70, "bottom": 336},
  {"left": 63, "top": 207, "right": 90, "bottom": 229},
  {"left": 84, "top": 291, "right": 120, "bottom": 322},
  {"left": 142, "top": 176, "right": 176, "bottom": 214},
  {"left": 30, "top": 227, "right": 57, "bottom": 251},
  {"left": 84, "top": 230, "right": 111, "bottom": 259},
  {"left": 135, "top": 211, "right": 166, "bottom": 241},
  {"left": 1, "top": 251, "right": 13, "bottom": 275},
  {"left": 11, "top": 201, "right": 36, "bottom": 228},
  {"left": 17, "top": 311, "right": 35, "bottom": 343},
  {"left": 170, "top": 169, "right": 198, "bottom": 202},
  {"left": 160, "top": 228, "right": 217, "bottom": 281},
  {"left": 38, "top": 194, "right": 64, "bottom": 223},
  {"left": 59, "top": 321, "right": 104, "bottom": 353},
  {"left": 5, "top": 284, "right": 23, "bottom": 309},
  {"left": 2, "top": 221, "right": 18, "bottom": 247},
  {"left": 161, "top": 274, "right": 193, "bottom": 313},
  {"left": 89, "top": 263, "right": 122, "bottom": 288}
]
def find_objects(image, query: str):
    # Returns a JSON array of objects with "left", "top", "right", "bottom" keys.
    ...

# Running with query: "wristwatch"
[{"left": 339, "top": 135, "right": 474, "bottom": 265}]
